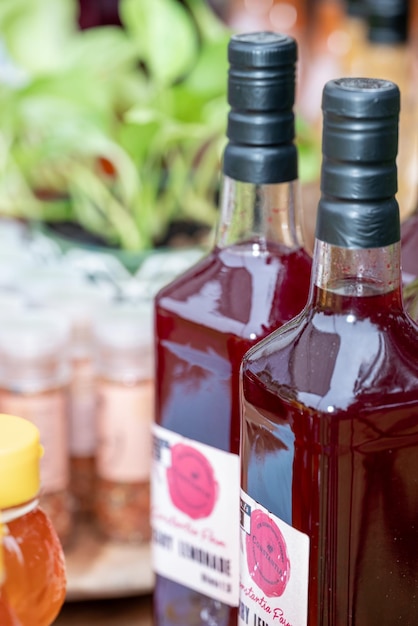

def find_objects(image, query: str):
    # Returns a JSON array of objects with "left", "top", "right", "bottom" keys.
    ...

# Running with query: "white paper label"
[
  {"left": 151, "top": 423, "right": 240, "bottom": 606},
  {"left": 239, "top": 490, "right": 309, "bottom": 626}
]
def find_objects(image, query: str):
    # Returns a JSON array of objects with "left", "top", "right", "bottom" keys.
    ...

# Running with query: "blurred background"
[{"left": 1, "top": 0, "right": 418, "bottom": 256}]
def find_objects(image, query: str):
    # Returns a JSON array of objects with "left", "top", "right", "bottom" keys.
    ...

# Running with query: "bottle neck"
[
  {"left": 310, "top": 239, "right": 403, "bottom": 306},
  {"left": 215, "top": 174, "right": 305, "bottom": 251}
]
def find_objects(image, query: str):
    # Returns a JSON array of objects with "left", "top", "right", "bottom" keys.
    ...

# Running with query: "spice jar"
[
  {"left": 0, "top": 310, "right": 73, "bottom": 546},
  {"left": 93, "top": 301, "right": 154, "bottom": 543},
  {"left": 0, "top": 413, "right": 66, "bottom": 626},
  {"left": 37, "top": 282, "right": 109, "bottom": 518}
]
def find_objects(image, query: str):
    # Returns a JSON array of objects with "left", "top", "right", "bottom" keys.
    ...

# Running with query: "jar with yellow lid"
[{"left": 0, "top": 413, "right": 66, "bottom": 626}]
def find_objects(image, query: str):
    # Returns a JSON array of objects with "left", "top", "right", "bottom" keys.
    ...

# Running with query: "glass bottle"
[
  {"left": 239, "top": 77, "right": 418, "bottom": 625},
  {"left": 93, "top": 301, "right": 154, "bottom": 543},
  {"left": 348, "top": 0, "right": 418, "bottom": 221},
  {"left": 152, "top": 32, "right": 312, "bottom": 626},
  {"left": 226, "top": 0, "right": 307, "bottom": 43},
  {"left": 298, "top": 0, "right": 347, "bottom": 139},
  {"left": 0, "top": 311, "right": 73, "bottom": 546},
  {"left": 0, "top": 413, "right": 66, "bottom": 626},
  {"left": 340, "top": 0, "right": 368, "bottom": 74}
]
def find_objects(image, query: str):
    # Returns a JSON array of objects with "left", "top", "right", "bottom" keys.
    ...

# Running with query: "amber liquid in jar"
[
  {"left": 2, "top": 500, "right": 66, "bottom": 626},
  {"left": 0, "top": 597, "right": 20, "bottom": 626},
  {"left": 0, "top": 526, "right": 21, "bottom": 626}
]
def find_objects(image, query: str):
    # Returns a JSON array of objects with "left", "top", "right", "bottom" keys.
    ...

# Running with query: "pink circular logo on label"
[
  {"left": 167, "top": 443, "right": 218, "bottom": 519},
  {"left": 246, "top": 509, "right": 290, "bottom": 597}
]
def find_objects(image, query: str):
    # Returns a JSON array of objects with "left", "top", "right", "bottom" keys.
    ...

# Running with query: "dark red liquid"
[
  {"left": 241, "top": 286, "right": 418, "bottom": 625},
  {"left": 154, "top": 242, "right": 312, "bottom": 626}
]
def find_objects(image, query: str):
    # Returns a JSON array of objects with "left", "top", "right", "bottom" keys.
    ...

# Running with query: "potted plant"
[
  {"left": 0, "top": 0, "right": 231, "bottom": 266},
  {"left": 0, "top": 0, "right": 320, "bottom": 271}
]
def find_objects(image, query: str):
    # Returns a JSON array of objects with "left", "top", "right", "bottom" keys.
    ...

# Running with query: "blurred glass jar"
[
  {"left": 93, "top": 301, "right": 154, "bottom": 543},
  {"left": 37, "top": 282, "right": 110, "bottom": 518},
  {"left": 0, "top": 311, "right": 73, "bottom": 546}
]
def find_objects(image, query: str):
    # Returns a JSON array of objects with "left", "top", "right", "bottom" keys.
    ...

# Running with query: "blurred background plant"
[
  {"left": 0, "top": 0, "right": 231, "bottom": 251},
  {"left": 0, "top": 0, "right": 320, "bottom": 253}
]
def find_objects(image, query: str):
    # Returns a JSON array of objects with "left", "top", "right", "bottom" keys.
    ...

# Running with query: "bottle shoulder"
[
  {"left": 155, "top": 244, "right": 312, "bottom": 310},
  {"left": 156, "top": 243, "right": 311, "bottom": 299},
  {"left": 155, "top": 243, "right": 311, "bottom": 331},
  {"left": 243, "top": 303, "right": 418, "bottom": 413}
]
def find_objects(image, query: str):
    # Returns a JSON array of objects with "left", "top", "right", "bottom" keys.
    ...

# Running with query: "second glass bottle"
[{"left": 151, "top": 32, "right": 312, "bottom": 626}]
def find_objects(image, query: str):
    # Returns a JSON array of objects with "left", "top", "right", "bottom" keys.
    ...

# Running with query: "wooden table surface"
[{"left": 53, "top": 593, "right": 153, "bottom": 626}]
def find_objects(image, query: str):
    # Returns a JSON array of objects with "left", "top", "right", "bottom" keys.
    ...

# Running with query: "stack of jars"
[
  {"left": 0, "top": 281, "right": 156, "bottom": 548},
  {"left": 0, "top": 222, "right": 198, "bottom": 548}
]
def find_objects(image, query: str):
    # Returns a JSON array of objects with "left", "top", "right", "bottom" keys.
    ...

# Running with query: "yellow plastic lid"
[{"left": 0, "top": 414, "right": 42, "bottom": 509}]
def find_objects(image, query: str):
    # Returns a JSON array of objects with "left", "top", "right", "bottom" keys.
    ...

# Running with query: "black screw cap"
[
  {"left": 316, "top": 77, "right": 401, "bottom": 248},
  {"left": 223, "top": 32, "right": 298, "bottom": 184}
]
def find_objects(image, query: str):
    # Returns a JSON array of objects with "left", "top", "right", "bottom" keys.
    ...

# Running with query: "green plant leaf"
[
  {"left": 63, "top": 26, "right": 139, "bottom": 76},
  {"left": 183, "top": 0, "right": 229, "bottom": 43},
  {"left": 119, "top": 0, "right": 198, "bottom": 86},
  {"left": 183, "top": 38, "right": 229, "bottom": 98},
  {"left": 0, "top": 0, "right": 77, "bottom": 74},
  {"left": 0, "top": 0, "right": 227, "bottom": 251},
  {"left": 69, "top": 165, "right": 148, "bottom": 251}
]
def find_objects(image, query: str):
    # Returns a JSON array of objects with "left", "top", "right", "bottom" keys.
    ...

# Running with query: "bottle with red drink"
[
  {"left": 239, "top": 77, "right": 418, "bottom": 625},
  {"left": 151, "top": 32, "right": 312, "bottom": 626}
]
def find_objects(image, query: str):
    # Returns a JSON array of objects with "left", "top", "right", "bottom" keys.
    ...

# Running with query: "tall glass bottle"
[
  {"left": 239, "top": 77, "right": 418, "bottom": 625},
  {"left": 340, "top": 0, "right": 368, "bottom": 75},
  {"left": 151, "top": 32, "right": 312, "bottom": 626},
  {"left": 348, "top": 0, "right": 417, "bottom": 221}
]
